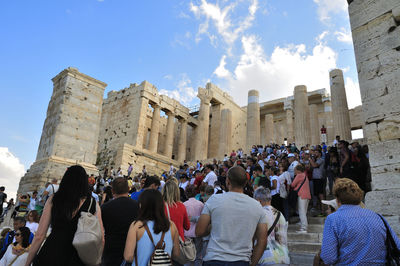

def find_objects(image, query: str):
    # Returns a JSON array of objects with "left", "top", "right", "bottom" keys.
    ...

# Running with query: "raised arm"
[{"left": 24, "top": 196, "right": 53, "bottom": 266}]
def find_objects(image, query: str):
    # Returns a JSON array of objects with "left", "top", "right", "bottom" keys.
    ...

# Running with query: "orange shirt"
[{"left": 291, "top": 172, "right": 311, "bottom": 200}]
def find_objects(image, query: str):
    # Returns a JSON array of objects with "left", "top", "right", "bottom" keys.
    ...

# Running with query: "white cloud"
[
  {"left": 163, "top": 74, "right": 173, "bottom": 80},
  {"left": 190, "top": 0, "right": 258, "bottom": 53},
  {"left": 313, "top": 0, "right": 347, "bottom": 23},
  {"left": 214, "top": 34, "right": 338, "bottom": 106},
  {"left": 0, "top": 147, "right": 25, "bottom": 200},
  {"left": 159, "top": 74, "right": 198, "bottom": 105},
  {"left": 334, "top": 27, "right": 353, "bottom": 44},
  {"left": 344, "top": 76, "right": 362, "bottom": 108}
]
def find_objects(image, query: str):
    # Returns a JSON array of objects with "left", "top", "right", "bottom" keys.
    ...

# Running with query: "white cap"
[
  {"left": 321, "top": 199, "right": 338, "bottom": 210},
  {"left": 288, "top": 153, "right": 295, "bottom": 158}
]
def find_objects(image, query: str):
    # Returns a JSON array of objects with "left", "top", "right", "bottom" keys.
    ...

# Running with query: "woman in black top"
[{"left": 25, "top": 165, "right": 104, "bottom": 266}]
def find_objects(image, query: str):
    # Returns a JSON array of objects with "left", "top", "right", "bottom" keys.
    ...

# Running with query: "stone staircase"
[{"left": 288, "top": 216, "right": 325, "bottom": 265}]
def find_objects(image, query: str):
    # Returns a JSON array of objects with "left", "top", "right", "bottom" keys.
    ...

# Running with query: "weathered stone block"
[
  {"left": 371, "top": 164, "right": 400, "bottom": 190},
  {"left": 369, "top": 139, "right": 400, "bottom": 168},
  {"left": 365, "top": 189, "right": 400, "bottom": 216},
  {"left": 362, "top": 91, "right": 400, "bottom": 124}
]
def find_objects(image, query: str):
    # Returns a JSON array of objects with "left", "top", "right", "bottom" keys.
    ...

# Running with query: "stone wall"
[
  {"left": 348, "top": 0, "right": 400, "bottom": 233},
  {"left": 18, "top": 67, "right": 106, "bottom": 193}
]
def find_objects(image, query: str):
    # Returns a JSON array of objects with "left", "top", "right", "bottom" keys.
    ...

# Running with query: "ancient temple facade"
[{"left": 18, "top": 66, "right": 363, "bottom": 194}]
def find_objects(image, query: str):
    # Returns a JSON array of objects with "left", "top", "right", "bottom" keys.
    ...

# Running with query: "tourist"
[
  {"left": 183, "top": 185, "right": 204, "bottom": 266},
  {"left": 127, "top": 163, "right": 133, "bottom": 177},
  {"left": 203, "top": 165, "right": 217, "bottom": 187},
  {"left": 254, "top": 187, "right": 290, "bottom": 265},
  {"left": 130, "top": 175, "right": 160, "bottom": 201},
  {"left": 287, "top": 154, "right": 298, "bottom": 180},
  {"left": 326, "top": 148, "right": 339, "bottom": 194},
  {"left": 3, "top": 198, "right": 14, "bottom": 219},
  {"left": 278, "top": 164, "right": 291, "bottom": 221},
  {"left": 16, "top": 194, "right": 30, "bottom": 217},
  {"left": 352, "top": 144, "right": 370, "bottom": 192},
  {"left": 0, "top": 187, "right": 7, "bottom": 219},
  {"left": 26, "top": 165, "right": 104, "bottom": 266},
  {"left": 310, "top": 149, "right": 325, "bottom": 215},
  {"left": 101, "top": 177, "right": 139, "bottom": 266},
  {"left": 123, "top": 189, "right": 180, "bottom": 264},
  {"left": 179, "top": 174, "right": 189, "bottom": 191},
  {"left": 291, "top": 164, "right": 311, "bottom": 233},
  {"left": 196, "top": 166, "right": 268, "bottom": 266},
  {"left": 0, "top": 226, "right": 31, "bottom": 266},
  {"left": 162, "top": 180, "right": 190, "bottom": 244},
  {"left": 0, "top": 229, "right": 11, "bottom": 250},
  {"left": 25, "top": 211, "right": 39, "bottom": 235},
  {"left": 338, "top": 140, "right": 351, "bottom": 178},
  {"left": 101, "top": 185, "right": 113, "bottom": 205},
  {"left": 321, "top": 178, "right": 400, "bottom": 265},
  {"left": 253, "top": 165, "right": 269, "bottom": 190},
  {"left": 0, "top": 217, "right": 33, "bottom": 259},
  {"left": 269, "top": 167, "right": 283, "bottom": 214},
  {"left": 27, "top": 191, "right": 37, "bottom": 212},
  {"left": 44, "top": 178, "right": 59, "bottom": 199}
]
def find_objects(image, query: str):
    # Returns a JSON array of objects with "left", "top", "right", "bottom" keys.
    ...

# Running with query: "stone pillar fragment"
[
  {"left": 247, "top": 90, "right": 260, "bottom": 151},
  {"left": 163, "top": 111, "right": 175, "bottom": 158},
  {"left": 330, "top": 69, "right": 352, "bottom": 141},
  {"left": 294, "top": 85, "right": 311, "bottom": 147},
  {"left": 218, "top": 109, "right": 232, "bottom": 158},
  {"left": 193, "top": 92, "right": 211, "bottom": 160},
  {"left": 148, "top": 104, "right": 161, "bottom": 153},
  {"left": 264, "top": 114, "right": 274, "bottom": 144},
  {"left": 208, "top": 104, "right": 221, "bottom": 158},
  {"left": 177, "top": 119, "right": 187, "bottom": 163},
  {"left": 309, "top": 104, "right": 320, "bottom": 145}
]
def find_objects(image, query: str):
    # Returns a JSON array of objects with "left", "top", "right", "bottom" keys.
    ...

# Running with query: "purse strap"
[
  {"left": 377, "top": 214, "right": 400, "bottom": 252},
  {"left": 165, "top": 203, "right": 171, "bottom": 219},
  {"left": 295, "top": 176, "right": 307, "bottom": 193},
  {"left": 267, "top": 211, "right": 281, "bottom": 236}
]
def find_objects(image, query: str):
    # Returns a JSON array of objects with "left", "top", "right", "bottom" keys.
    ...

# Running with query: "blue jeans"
[{"left": 203, "top": 261, "right": 249, "bottom": 266}]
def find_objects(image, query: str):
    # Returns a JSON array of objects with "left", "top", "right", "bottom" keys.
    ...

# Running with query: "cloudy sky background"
[{"left": 0, "top": 0, "right": 361, "bottom": 197}]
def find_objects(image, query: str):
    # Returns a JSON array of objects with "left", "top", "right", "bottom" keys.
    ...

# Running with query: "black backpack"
[{"left": 258, "top": 176, "right": 271, "bottom": 189}]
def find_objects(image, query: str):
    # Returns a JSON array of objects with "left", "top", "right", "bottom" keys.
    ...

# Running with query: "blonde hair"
[
  {"left": 333, "top": 178, "right": 364, "bottom": 205},
  {"left": 162, "top": 180, "right": 180, "bottom": 206}
]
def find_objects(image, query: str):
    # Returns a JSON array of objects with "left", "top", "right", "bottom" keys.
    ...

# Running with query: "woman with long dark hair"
[
  {"left": 124, "top": 189, "right": 180, "bottom": 265},
  {"left": 24, "top": 165, "right": 104, "bottom": 266},
  {"left": 0, "top": 226, "right": 30, "bottom": 266}
]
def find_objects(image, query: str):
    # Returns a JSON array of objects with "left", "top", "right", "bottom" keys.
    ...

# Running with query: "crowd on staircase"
[{"left": 0, "top": 138, "right": 399, "bottom": 266}]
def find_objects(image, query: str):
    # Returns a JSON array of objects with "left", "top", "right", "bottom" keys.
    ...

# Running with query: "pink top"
[
  {"left": 291, "top": 172, "right": 311, "bottom": 200},
  {"left": 183, "top": 198, "right": 204, "bottom": 238}
]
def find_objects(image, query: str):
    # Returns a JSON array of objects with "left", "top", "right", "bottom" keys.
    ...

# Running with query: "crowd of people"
[{"left": 0, "top": 137, "right": 399, "bottom": 266}]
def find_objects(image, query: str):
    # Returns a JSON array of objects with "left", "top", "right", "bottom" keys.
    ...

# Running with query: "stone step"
[
  {"left": 288, "top": 224, "right": 324, "bottom": 233},
  {"left": 288, "top": 241, "right": 321, "bottom": 254},
  {"left": 289, "top": 216, "right": 326, "bottom": 225},
  {"left": 288, "top": 232, "right": 322, "bottom": 243},
  {"left": 289, "top": 252, "right": 316, "bottom": 266}
]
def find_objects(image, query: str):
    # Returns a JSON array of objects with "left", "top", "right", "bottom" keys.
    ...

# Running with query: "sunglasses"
[{"left": 15, "top": 233, "right": 21, "bottom": 237}]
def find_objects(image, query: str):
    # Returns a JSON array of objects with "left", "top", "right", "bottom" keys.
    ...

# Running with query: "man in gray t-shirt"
[{"left": 196, "top": 166, "right": 268, "bottom": 266}]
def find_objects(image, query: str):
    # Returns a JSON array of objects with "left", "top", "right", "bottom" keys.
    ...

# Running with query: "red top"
[
  {"left": 165, "top": 202, "right": 190, "bottom": 240},
  {"left": 320, "top": 127, "right": 327, "bottom": 134},
  {"left": 291, "top": 172, "right": 311, "bottom": 200}
]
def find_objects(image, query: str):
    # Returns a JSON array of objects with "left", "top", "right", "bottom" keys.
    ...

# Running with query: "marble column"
[
  {"left": 309, "top": 104, "right": 320, "bottom": 145},
  {"left": 294, "top": 85, "right": 311, "bottom": 147},
  {"left": 330, "top": 69, "right": 352, "bottom": 141},
  {"left": 148, "top": 104, "right": 161, "bottom": 153},
  {"left": 246, "top": 90, "right": 260, "bottom": 151},
  {"left": 194, "top": 93, "right": 211, "bottom": 160},
  {"left": 208, "top": 104, "right": 221, "bottom": 158},
  {"left": 286, "top": 109, "right": 294, "bottom": 143},
  {"left": 163, "top": 111, "right": 175, "bottom": 158},
  {"left": 177, "top": 118, "right": 187, "bottom": 163},
  {"left": 218, "top": 109, "right": 232, "bottom": 158},
  {"left": 264, "top": 114, "right": 274, "bottom": 144}
]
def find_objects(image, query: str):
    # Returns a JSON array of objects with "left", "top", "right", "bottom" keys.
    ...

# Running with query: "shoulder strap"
[
  {"left": 144, "top": 224, "right": 155, "bottom": 247},
  {"left": 8, "top": 251, "right": 23, "bottom": 266},
  {"left": 295, "top": 176, "right": 307, "bottom": 193},
  {"left": 267, "top": 211, "right": 281, "bottom": 236},
  {"left": 144, "top": 224, "right": 166, "bottom": 249},
  {"left": 165, "top": 203, "right": 170, "bottom": 219},
  {"left": 378, "top": 214, "right": 400, "bottom": 251}
]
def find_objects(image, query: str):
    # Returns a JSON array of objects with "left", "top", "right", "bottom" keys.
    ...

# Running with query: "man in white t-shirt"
[
  {"left": 203, "top": 164, "right": 217, "bottom": 186},
  {"left": 196, "top": 166, "right": 268, "bottom": 265},
  {"left": 42, "top": 178, "right": 59, "bottom": 199},
  {"left": 28, "top": 191, "right": 38, "bottom": 211},
  {"left": 287, "top": 153, "right": 299, "bottom": 180}
]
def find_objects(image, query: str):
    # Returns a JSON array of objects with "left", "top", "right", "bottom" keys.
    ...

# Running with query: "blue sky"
[{"left": 0, "top": 0, "right": 361, "bottom": 195}]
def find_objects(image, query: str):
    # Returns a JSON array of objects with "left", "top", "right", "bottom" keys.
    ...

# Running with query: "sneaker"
[{"left": 296, "top": 229, "right": 307, "bottom": 233}]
